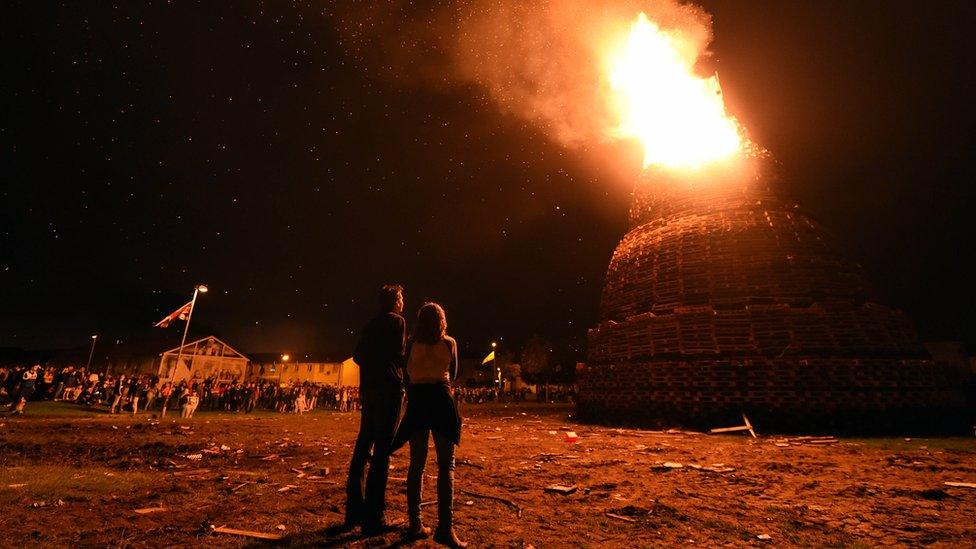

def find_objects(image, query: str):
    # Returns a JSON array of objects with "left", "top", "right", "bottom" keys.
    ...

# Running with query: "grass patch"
[
  {"left": 844, "top": 437, "right": 976, "bottom": 452},
  {"left": 6, "top": 400, "right": 351, "bottom": 422},
  {"left": 0, "top": 465, "right": 157, "bottom": 504}
]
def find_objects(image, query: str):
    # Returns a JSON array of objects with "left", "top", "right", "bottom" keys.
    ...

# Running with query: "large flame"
[{"left": 607, "top": 13, "right": 742, "bottom": 170}]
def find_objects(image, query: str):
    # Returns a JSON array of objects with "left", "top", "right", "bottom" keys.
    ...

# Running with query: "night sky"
[{"left": 2, "top": 1, "right": 974, "bottom": 360}]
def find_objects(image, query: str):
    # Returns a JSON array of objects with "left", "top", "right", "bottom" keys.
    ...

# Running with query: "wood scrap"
[
  {"left": 212, "top": 526, "right": 284, "bottom": 541},
  {"left": 709, "top": 413, "right": 757, "bottom": 438},
  {"left": 133, "top": 507, "right": 167, "bottom": 515},
  {"left": 172, "top": 468, "right": 211, "bottom": 477},
  {"left": 605, "top": 512, "right": 637, "bottom": 523},
  {"left": 230, "top": 482, "right": 253, "bottom": 492},
  {"left": 544, "top": 484, "right": 578, "bottom": 495},
  {"left": 944, "top": 482, "right": 976, "bottom": 489}
]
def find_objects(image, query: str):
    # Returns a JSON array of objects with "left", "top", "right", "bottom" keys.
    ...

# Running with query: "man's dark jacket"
[{"left": 353, "top": 312, "right": 405, "bottom": 392}]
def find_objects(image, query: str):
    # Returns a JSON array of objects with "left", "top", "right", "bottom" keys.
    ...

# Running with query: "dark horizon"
[{"left": 3, "top": 1, "right": 974, "bottom": 359}]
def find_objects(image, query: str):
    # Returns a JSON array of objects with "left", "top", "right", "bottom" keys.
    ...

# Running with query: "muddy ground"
[{"left": 0, "top": 402, "right": 974, "bottom": 548}]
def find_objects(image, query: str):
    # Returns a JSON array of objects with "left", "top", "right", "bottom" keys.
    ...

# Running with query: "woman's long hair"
[{"left": 413, "top": 302, "right": 447, "bottom": 344}]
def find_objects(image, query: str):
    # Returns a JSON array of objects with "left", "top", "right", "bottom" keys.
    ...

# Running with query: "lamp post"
[
  {"left": 171, "top": 284, "right": 208, "bottom": 381},
  {"left": 278, "top": 353, "right": 290, "bottom": 386},
  {"left": 491, "top": 341, "right": 502, "bottom": 395},
  {"left": 85, "top": 334, "right": 98, "bottom": 371}
]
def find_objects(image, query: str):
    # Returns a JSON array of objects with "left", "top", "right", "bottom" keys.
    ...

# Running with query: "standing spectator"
[
  {"left": 343, "top": 284, "right": 407, "bottom": 535},
  {"left": 10, "top": 364, "right": 42, "bottom": 415},
  {"left": 392, "top": 302, "right": 465, "bottom": 546},
  {"left": 182, "top": 390, "right": 199, "bottom": 418},
  {"left": 109, "top": 375, "right": 127, "bottom": 414}
]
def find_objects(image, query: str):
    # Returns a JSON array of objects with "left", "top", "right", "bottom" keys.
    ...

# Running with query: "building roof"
[
  {"left": 248, "top": 352, "right": 344, "bottom": 364},
  {"left": 160, "top": 336, "right": 248, "bottom": 360}
]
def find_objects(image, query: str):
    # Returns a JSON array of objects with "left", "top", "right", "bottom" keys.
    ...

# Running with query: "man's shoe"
[{"left": 433, "top": 527, "right": 467, "bottom": 548}]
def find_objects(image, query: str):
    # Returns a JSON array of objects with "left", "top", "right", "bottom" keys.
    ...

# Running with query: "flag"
[
  {"left": 481, "top": 351, "right": 495, "bottom": 365},
  {"left": 154, "top": 301, "right": 193, "bottom": 328}
]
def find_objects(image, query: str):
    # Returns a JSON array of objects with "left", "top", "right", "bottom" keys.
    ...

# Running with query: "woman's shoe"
[
  {"left": 406, "top": 520, "right": 432, "bottom": 540},
  {"left": 433, "top": 527, "right": 467, "bottom": 548}
]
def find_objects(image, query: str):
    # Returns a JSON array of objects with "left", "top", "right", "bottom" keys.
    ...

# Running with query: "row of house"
[{"left": 108, "top": 335, "right": 360, "bottom": 386}]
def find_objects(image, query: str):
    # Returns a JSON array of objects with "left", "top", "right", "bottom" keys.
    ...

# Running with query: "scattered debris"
[
  {"left": 230, "top": 482, "right": 253, "bottom": 493},
  {"left": 7, "top": 483, "right": 27, "bottom": 489},
  {"left": 945, "top": 482, "right": 976, "bottom": 489},
  {"left": 606, "top": 512, "right": 637, "bottom": 523},
  {"left": 709, "top": 413, "right": 756, "bottom": 438},
  {"left": 687, "top": 463, "right": 735, "bottom": 473},
  {"left": 185, "top": 454, "right": 203, "bottom": 461},
  {"left": 564, "top": 431, "right": 579, "bottom": 443},
  {"left": 459, "top": 489, "right": 522, "bottom": 517},
  {"left": 277, "top": 484, "right": 299, "bottom": 493},
  {"left": 211, "top": 526, "right": 285, "bottom": 541},
  {"left": 457, "top": 459, "right": 485, "bottom": 469},
  {"left": 757, "top": 534, "right": 772, "bottom": 541},
  {"left": 29, "top": 499, "right": 65, "bottom": 508},
  {"left": 134, "top": 507, "right": 167, "bottom": 515},
  {"left": 172, "top": 468, "right": 211, "bottom": 477},
  {"left": 544, "top": 484, "right": 578, "bottom": 495},
  {"left": 653, "top": 462, "right": 684, "bottom": 471},
  {"left": 774, "top": 436, "right": 839, "bottom": 446}
]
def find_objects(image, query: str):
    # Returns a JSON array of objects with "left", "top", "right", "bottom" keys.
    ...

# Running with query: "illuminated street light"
[
  {"left": 85, "top": 334, "right": 98, "bottom": 370},
  {"left": 197, "top": 284, "right": 209, "bottom": 293},
  {"left": 278, "top": 353, "right": 291, "bottom": 385}
]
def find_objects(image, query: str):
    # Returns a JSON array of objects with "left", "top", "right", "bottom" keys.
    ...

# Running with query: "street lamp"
[
  {"left": 491, "top": 341, "right": 502, "bottom": 394},
  {"left": 278, "top": 353, "right": 290, "bottom": 385},
  {"left": 171, "top": 283, "right": 209, "bottom": 381},
  {"left": 85, "top": 334, "right": 98, "bottom": 370}
]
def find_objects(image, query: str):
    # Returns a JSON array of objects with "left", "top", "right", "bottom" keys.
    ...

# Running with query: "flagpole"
[{"left": 171, "top": 285, "right": 207, "bottom": 382}]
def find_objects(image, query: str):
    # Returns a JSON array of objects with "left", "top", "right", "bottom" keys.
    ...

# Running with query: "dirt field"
[{"left": 1, "top": 402, "right": 974, "bottom": 548}]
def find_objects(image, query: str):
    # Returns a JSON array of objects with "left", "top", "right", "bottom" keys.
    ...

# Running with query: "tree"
[
  {"left": 496, "top": 351, "right": 520, "bottom": 393},
  {"left": 519, "top": 335, "right": 552, "bottom": 400}
]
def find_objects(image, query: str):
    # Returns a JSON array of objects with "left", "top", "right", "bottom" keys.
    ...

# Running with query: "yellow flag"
[{"left": 481, "top": 351, "right": 495, "bottom": 365}]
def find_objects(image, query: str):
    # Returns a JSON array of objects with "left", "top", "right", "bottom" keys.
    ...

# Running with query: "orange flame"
[{"left": 606, "top": 13, "right": 743, "bottom": 170}]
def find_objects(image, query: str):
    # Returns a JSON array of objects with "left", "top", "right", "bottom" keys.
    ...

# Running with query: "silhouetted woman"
[{"left": 393, "top": 302, "right": 465, "bottom": 547}]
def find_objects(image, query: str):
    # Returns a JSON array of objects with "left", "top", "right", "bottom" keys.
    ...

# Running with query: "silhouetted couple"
[{"left": 343, "top": 284, "right": 466, "bottom": 547}]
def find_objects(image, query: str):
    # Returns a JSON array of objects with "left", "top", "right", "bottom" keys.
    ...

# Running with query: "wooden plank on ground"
[{"left": 212, "top": 526, "right": 284, "bottom": 540}]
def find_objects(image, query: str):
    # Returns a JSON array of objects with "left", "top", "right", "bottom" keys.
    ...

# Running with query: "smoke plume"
[{"left": 334, "top": 0, "right": 714, "bottom": 149}]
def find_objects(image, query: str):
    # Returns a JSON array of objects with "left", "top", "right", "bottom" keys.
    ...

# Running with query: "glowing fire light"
[{"left": 607, "top": 13, "right": 742, "bottom": 170}]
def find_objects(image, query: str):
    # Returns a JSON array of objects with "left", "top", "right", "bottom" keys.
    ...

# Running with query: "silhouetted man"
[{"left": 345, "top": 284, "right": 406, "bottom": 535}]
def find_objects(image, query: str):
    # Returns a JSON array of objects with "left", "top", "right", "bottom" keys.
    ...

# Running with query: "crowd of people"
[{"left": 0, "top": 363, "right": 362, "bottom": 417}]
